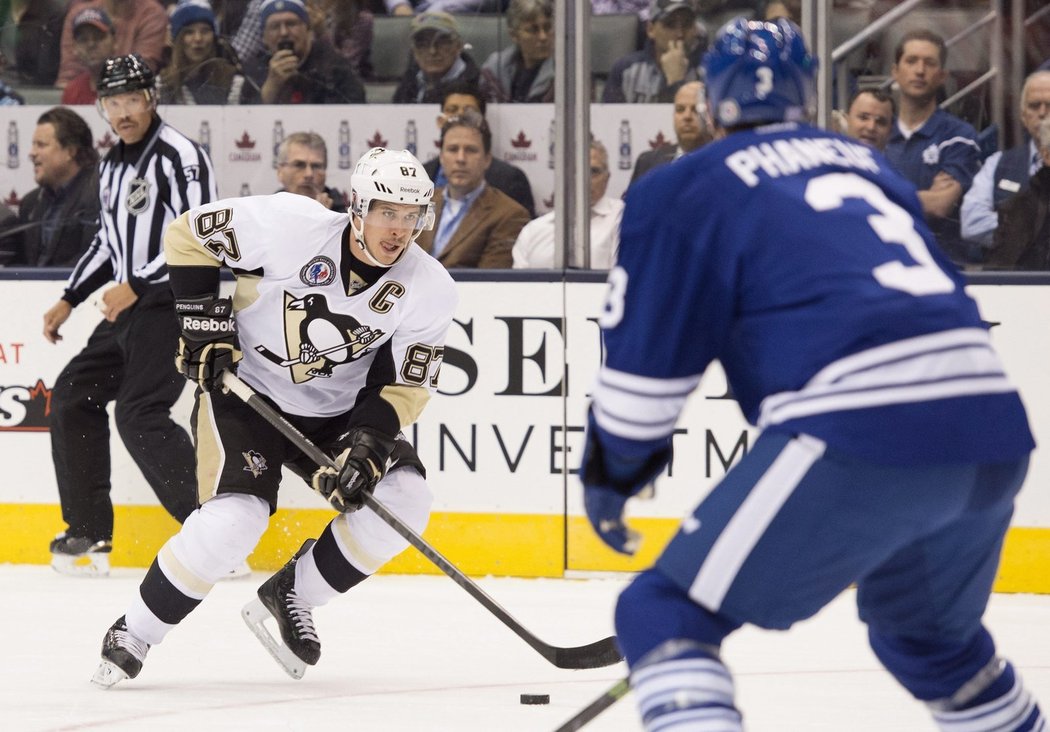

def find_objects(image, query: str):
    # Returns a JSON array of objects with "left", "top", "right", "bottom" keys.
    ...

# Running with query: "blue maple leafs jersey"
[{"left": 594, "top": 123, "right": 1033, "bottom": 465}]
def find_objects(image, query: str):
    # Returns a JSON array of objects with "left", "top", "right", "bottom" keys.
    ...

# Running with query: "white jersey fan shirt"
[{"left": 166, "top": 192, "right": 458, "bottom": 421}]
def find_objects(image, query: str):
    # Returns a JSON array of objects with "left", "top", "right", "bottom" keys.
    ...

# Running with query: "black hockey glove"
[
  {"left": 174, "top": 296, "right": 242, "bottom": 392},
  {"left": 312, "top": 427, "right": 397, "bottom": 513}
]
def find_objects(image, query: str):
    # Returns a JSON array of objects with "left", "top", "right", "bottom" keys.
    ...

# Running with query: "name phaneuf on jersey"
[{"left": 254, "top": 292, "right": 384, "bottom": 381}]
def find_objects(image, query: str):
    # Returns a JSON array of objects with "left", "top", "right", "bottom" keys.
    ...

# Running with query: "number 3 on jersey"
[{"left": 805, "top": 172, "right": 955, "bottom": 296}]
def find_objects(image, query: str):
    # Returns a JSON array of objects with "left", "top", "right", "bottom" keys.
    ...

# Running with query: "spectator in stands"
[
  {"left": 626, "top": 80, "right": 711, "bottom": 190},
  {"left": 306, "top": 0, "right": 373, "bottom": 80},
  {"left": 61, "top": 7, "right": 117, "bottom": 105},
  {"left": 2, "top": 107, "right": 99, "bottom": 267},
  {"left": 158, "top": 1, "right": 249, "bottom": 104},
  {"left": 423, "top": 81, "right": 536, "bottom": 218},
  {"left": 513, "top": 138, "right": 624, "bottom": 269},
  {"left": 393, "top": 11, "right": 479, "bottom": 105},
  {"left": 274, "top": 131, "right": 347, "bottom": 212},
  {"left": 416, "top": 110, "right": 530, "bottom": 268},
  {"left": 602, "top": 0, "right": 705, "bottom": 103},
  {"left": 384, "top": 0, "right": 500, "bottom": 17},
  {"left": 479, "top": 0, "right": 554, "bottom": 104},
  {"left": 884, "top": 29, "right": 981, "bottom": 265},
  {"left": 56, "top": 0, "right": 169, "bottom": 88},
  {"left": 0, "top": 0, "right": 66, "bottom": 86},
  {"left": 961, "top": 70, "right": 1050, "bottom": 250},
  {"left": 842, "top": 87, "right": 894, "bottom": 151},
  {"left": 0, "top": 50, "right": 25, "bottom": 103},
  {"left": 987, "top": 116, "right": 1050, "bottom": 270},
  {"left": 762, "top": 0, "right": 800, "bottom": 22},
  {"left": 242, "top": 0, "right": 365, "bottom": 103},
  {"left": 0, "top": 202, "right": 16, "bottom": 260}
]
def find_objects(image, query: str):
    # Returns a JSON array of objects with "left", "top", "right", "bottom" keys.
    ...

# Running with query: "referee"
[{"left": 41, "top": 54, "right": 217, "bottom": 576}]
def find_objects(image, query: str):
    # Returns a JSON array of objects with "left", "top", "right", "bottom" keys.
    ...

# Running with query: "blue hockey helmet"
[{"left": 703, "top": 17, "right": 817, "bottom": 128}]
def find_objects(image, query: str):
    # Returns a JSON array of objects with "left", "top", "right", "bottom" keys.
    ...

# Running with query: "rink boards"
[{"left": 0, "top": 276, "right": 1047, "bottom": 593}]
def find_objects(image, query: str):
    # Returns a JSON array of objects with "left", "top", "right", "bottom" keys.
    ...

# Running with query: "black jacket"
[
  {"left": 6, "top": 167, "right": 100, "bottom": 267},
  {"left": 242, "top": 38, "right": 366, "bottom": 104}
]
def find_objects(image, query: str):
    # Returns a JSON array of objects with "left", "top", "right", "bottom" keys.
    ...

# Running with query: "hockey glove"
[
  {"left": 312, "top": 427, "right": 397, "bottom": 513},
  {"left": 174, "top": 296, "right": 242, "bottom": 392},
  {"left": 580, "top": 409, "right": 671, "bottom": 556}
]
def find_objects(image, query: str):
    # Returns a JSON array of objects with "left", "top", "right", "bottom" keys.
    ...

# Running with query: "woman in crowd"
[
  {"left": 479, "top": 0, "right": 554, "bottom": 103},
  {"left": 158, "top": 0, "right": 247, "bottom": 105}
]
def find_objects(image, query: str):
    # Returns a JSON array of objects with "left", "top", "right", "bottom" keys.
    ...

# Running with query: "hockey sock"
[
  {"left": 616, "top": 570, "right": 743, "bottom": 731},
  {"left": 128, "top": 494, "right": 269, "bottom": 645},
  {"left": 294, "top": 521, "right": 369, "bottom": 608},
  {"left": 631, "top": 641, "right": 742, "bottom": 731},
  {"left": 930, "top": 661, "right": 1045, "bottom": 732}
]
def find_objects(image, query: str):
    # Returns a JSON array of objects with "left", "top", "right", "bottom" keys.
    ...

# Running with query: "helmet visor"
[{"left": 362, "top": 204, "right": 434, "bottom": 232}]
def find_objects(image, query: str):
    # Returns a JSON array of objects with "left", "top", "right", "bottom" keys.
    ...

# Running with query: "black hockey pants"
[{"left": 49, "top": 285, "right": 197, "bottom": 542}]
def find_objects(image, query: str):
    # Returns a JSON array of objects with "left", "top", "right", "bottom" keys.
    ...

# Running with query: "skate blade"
[
  {"left": 52, "top": 553, "right": 110, "bottom": 577},
  {"left": 91, "top": 659, "right": 128, "bottom": 689},
  {"left": 241, "top": 598, "right": 307, "bottom": 680}
]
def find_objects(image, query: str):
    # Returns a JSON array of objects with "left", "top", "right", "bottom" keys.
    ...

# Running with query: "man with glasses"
[
  {"left": 40, "top": 54, "right": 216, "bottom": 576},
  {"left": 242, "top": 0, "right": 365, "bottom": 104},
  {"left": 275, "top": 131, "right": 347, "bottom": 212},
  {"left": 602, "top": 0, "right": 706, "bottom": 103},
  {"left": 961, "top": 70, "right": 1050, "bottom": 253},
  {"left": 393, "top": 11, "right": 480, "bottom": 105}
]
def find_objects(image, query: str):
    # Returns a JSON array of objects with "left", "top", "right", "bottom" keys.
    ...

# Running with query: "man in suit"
[
  {"left": 416, "top": 110, "right": 530, "bottom": 269},
  {"left": 626, "top": 80, "right": 712, "bottom": 192},
  {"left": 423, "top": 80, "right": 536, "bottom": 218}
]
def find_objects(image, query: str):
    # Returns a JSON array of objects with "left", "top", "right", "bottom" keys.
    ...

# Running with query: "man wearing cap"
[
  {"left": 393, "top": 11, "right": 480, "bottom": 105},
  {"left": 242, "top": 0, "right": 365, "bottom": 104},
  {"left": 61, "top": 7, "right": 117, "bottom": 105},
  {"left": 602, "top": 0, "right": 706, "bottom": 103},
  {"left": 56, "top": 0, "right": 169, "bottom": 88}
]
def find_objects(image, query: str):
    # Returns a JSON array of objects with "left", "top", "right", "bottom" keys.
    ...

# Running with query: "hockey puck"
[{"left": 520, "top": 693, "right": 550, "bottom": 705}]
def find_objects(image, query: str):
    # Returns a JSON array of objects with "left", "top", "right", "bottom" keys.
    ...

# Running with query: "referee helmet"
[{"left": 97, "top": 53, "right": 156, "bottom": 99}]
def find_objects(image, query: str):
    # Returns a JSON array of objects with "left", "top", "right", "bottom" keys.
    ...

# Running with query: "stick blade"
[{"left": 549, "top": 635, "right": 623, "bottom": 669}]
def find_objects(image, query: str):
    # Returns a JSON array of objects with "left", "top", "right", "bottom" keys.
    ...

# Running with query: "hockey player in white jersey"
[
  {"left": 581, "top": 18, "right": 1044, "bottom": 732},
  {"left": 91, "top": 147, "right": 457, "bottom": 687}
]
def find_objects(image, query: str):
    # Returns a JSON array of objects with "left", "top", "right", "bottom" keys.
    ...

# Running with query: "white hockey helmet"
[
  {"left": 348, "top": 147, "right": 435, "bottom": 267},
  {"left": 350, "top": 147, "right": 435, "bottom": 224}
]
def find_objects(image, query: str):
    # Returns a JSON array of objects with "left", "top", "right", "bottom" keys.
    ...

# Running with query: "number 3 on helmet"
[{"left": 703, "top": 17, "right": 818, "bottom": 128}]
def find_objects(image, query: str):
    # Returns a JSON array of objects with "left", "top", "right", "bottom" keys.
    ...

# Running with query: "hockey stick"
[
  {"left": 553, "top": 677, "right": 631, "bottom": 731},
  {"left": 255, "top": 331, "right": 379, "bottom": 368},
  {"left": 220, "top": 370, "right": 624, "bottom": 670}
]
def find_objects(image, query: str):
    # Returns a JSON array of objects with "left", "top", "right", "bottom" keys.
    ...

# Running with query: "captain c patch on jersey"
[{"left": 255, "top": 292, "right": 384, "bottom": 382}]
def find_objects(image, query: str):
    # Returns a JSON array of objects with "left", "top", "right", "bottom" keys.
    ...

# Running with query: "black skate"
[
  {"left": 91, "top": 616, "right": 150, "bottom": 689},
  {"left": 50, "top": 532, "right": 112, "bottom": 577},
  {"left": 242, "top": 539, "right": 319, "bottom": 679}
]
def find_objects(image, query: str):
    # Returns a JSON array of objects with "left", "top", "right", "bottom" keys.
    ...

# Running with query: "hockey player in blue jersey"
[{"left": 580, "top": 17, "right": 1044, "bottom": 732}]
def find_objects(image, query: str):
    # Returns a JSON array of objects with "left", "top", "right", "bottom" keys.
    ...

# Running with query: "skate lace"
[
  {"left": 112, "top": 628, "right": 149, "bottom": 661},
  {"left": 286, "top": 589, "right": 320, "bottom": 643}
]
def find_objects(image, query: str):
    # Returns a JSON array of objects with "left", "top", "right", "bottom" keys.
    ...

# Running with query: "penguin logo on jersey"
[
  {"left": 255, "top": 292, "right": 384, "bottom": 383},
  {"left": 241, "top": 450, "right": 267, "bottom": 477},
  {"left": 125, "top": 178, "right": 151, "bottom": 215},
  {"left": 299, "top": 256, "right": 336, "bottom": 287}
]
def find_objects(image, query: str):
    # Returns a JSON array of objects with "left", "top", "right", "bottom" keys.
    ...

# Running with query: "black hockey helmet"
[{"left": 96, "top": 53, "right": 155, "bottom": 98}]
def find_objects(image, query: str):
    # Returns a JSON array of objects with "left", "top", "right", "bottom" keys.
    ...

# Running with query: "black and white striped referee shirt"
[{"left": 64, "top": 116, "right": 217, "bottom": 305}]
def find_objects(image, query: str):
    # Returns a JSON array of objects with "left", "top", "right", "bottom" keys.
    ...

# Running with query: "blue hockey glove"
[
  {"left": 580, "top": 410, "right": 672, "bottom": 556},
  {"left": 312, "top": 427, "right": 396, "bottom": 513}
]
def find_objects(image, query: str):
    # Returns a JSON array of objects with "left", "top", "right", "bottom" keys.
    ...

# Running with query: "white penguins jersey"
[{"left": 165, "top": 192, "right": 458, "bottom": 422}]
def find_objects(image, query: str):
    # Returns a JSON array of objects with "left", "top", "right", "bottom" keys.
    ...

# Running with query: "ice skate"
[
  {"left": 91, "top": 616, "right": 150, "bottom": 689},
  {"left": 242, "top": 539, "right": 319, "bottom": 679},
  {"left": 50, "top": 533, "right": 112, "bottom": 577}
]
